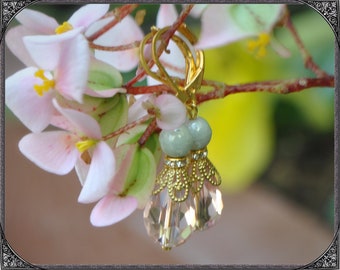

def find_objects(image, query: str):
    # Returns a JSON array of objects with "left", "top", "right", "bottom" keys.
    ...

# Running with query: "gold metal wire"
[
  {"left": 139, "top": 24, "right": 204, "bottom": 119},
  {"left": 139, "top": 25, "right": 210, "bottom": 202}
]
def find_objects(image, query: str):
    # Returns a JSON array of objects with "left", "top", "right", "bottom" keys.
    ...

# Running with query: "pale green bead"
[
  {"left": 187, "top": 117, "right": 212, "bottom": 150},
  {"left": 159, "top": 125, "right": 193, "bottom": 157}
]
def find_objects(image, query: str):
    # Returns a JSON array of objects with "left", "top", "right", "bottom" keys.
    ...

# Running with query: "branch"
[
  {"left": 284, "top": 11, "right": 328, "bottom": 78},
  {"left": 138, "top": 118, "right": 159, "bottom": 146},
  {"left": 197, "top": 76, "right": 334, "bottom": 103},
  {"left": 102, "top": 114, "right": 152, "bottom": 141},
  {"left": 89, "top": 41, "right": 140, "bottom": 51},
  {"left": 125, "top": 84, "right": 176, "bottom": 95},
  {"left": 125, "top": 75, "right": 334, "bottom": 100}
]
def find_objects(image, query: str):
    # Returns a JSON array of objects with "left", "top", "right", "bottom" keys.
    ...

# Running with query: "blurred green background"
[
  {"left": 6, "top": 3, "right": 335, "bottom": 229},
  {"left": 196, "top": 5, "right": 335, "bottom": 228}
]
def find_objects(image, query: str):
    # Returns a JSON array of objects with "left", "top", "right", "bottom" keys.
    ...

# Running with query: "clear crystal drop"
[
  {"left": 194, "top": 181, "right": 223, "bottom": 231},
  {"left": 143, "top": 189, "right": 196, "bottom": 250}
]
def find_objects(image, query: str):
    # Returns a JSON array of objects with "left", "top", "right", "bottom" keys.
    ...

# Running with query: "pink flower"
[
  {"left": 90, "top": 144, "right": 139, "bottom": 226},
  {"left": 153, "top": 94, "right": 187, "bottom": 130},
  {"left": 128, "top": 94, "right": 187, "bottom": 130},
  {"left": 195, "top": 4, "right": 286, "bottom": 51},
  {"left": 6, "top": 4, "right": 109, "bottom": 67},
  {"left": 85, "top": 15, "right": 144, "bottom": 72},
  {"left": 127, "top": 94, "right": 153, "bottom": 123},
  {"left": 90, "top": 194, "right": 138, "bottom": 226},
  {"left": 90, "top": 144, "right": 156, "bottom": 227},
  {"left": 18, "top": 100, "right": 116, "bottom": 204},
  {"left": 154, "top": 4, "right": 287, "bottom": 57},
  {"left": 5, "top": 35, "right": 89, "bottom": 132}
]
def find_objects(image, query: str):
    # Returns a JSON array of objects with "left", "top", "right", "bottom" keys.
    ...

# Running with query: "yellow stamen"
[
  {"left": 247, "top": 32, "right": 271, "bottom": 58},
  {"left": 33, "top": 69, "right": 55, "bottom": 96},
  {"left": 55, "top": 21, "right": 74, "bottom": 35},
  {"left": 75, "top": 139, "right": 97, "bottom": 153}
]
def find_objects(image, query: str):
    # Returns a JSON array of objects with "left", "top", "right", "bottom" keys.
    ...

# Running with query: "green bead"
[
  {"left": 159, "top": 125, "right": 193, "bottom": 157},
  {"left": 187, "top": 117, "right": 212, "bottom": 150}
]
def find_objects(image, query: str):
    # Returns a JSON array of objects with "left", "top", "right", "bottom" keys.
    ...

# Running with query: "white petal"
[
  {"left": 92, "top": 16, "right": 144, "bottom": 71},
  {"left": 18, "top": 131, "right": 78, "bottom": 175},
  {"left": 187, "top": 4, "right": 208, "bottom": 18},
  {"left": 5, "top": 26, "right": 40, "bottom": 67},
  {"left": 15, "top": 8, "right": 58, "bottom": 34},
  {"left": 109, "top": 144, "right": 138, "bottom": 193},
  {"left": 196, "top": 4, "right": 285, "bottom": 49},
  {"left": 68, "top": 4, "right": 110, "bottom": 29},
  {"left": 49, "top": 111, "right": 75, "bottom": 132},
  {"left": 90, "top": 195, "right": 138, "bottom": 227},
  {"left": 55, "top": 34, "right": 90, "bottom": 102},
  {"left": 127, "top": 94, "right": 152, "bottom": 123},
  {"left": 78, "top": 142, "right": 116, "bottom": 203},
  {"left": 5, "top": 67, "right": 55, "bottom": 132},
  {"left": 53, "top": 99, "right": 102, "bottom": 138},
  {"left": 155, "top": 94, "right": 187, "bottom": 130},
  {"left": 157, "top": 4, "right": 178, "bottom": 27},
  {"left": 75, "top": 156, "right": 90, "bottom": 186},
  {"left": 23, "top": 28, "right": 83, "bottom": 70},
  {"left": 85, "top": 87, "right": 126, "bottom": 98},
  {"left": 196, "top": 5, "right": 251, "bottom": 49}
]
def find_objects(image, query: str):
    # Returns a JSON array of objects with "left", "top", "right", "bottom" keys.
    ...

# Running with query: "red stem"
[
  {"left": 102, "top": 114, "right": 152, "bottom": 141},
  {"left": 197, "top": 76, "right": 334, "bottom": 103},
  {"left": 125, "top": 75, "right": 334, "bottom": 103},
  {"left": 138, "top": 118, "right": 158, "bottom": 146},
  {"left": 89, "top": 41, "right": 140, "bottom": 51},
  {"left": 126, "top": 84, "right": 176, "bottom": 95},
  {"left": 284, "top": 13, "right": 328, "bottom": 78}
]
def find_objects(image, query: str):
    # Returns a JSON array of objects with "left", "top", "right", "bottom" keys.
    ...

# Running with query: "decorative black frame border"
[{"left": 0, "top": 0, "right": 339, "bottom": 269}]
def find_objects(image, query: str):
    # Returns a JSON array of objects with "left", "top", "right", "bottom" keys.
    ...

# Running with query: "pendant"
[
  {"left": 140, "top": 25, "right": 223, "bottom": 249},
  {"left": 144, "top": 125, "right": 196, "bottom": 250},
  {"left": 187, "top": 117, "right": 223, "bottom": 231}
]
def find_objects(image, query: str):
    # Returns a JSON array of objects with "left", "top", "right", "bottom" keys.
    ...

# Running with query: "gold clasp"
[{"left": 139, "top": 24, "right": 204, "bottom": 119}]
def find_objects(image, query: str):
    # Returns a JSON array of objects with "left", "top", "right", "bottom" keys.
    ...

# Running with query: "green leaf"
[
  {"left": 116, "top": 144, "right": 156, "bottom": 208},
  {"left": 97, "top": 94, "right": 128, "bottom": 145},
  {"left": 121, "top": 145, "right": 140, "bottom": 194},
  {"left": 143, "top": 133, "right": 162, "bottom": 164},
  {"left": 88, "top": 59, "right": 123, "bottom": 91},
  {"left": 117, "top": 125, "right": 162, "bottom": 164},
  {"left": 230, "top": 4, "right": 284, "bottom": 34},
  {"left": 126, "top": 147, "right": 156, "bottom": 208},
  {"left": 117, "top": 124, "right": 148, "bottom": 145}
]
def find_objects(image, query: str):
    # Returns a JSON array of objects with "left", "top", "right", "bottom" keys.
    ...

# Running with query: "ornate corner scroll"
[
  {"left": 0, "top": 0, "right": 37, "bottom": 41},
  {"left": 1, "top": 225, "right": 41, "bottom": 269},
  {"left": 301, "top": 226, "right": 339, "bottom": 269},
  {"left": 304, "top": 1, "right": 339, "bottom": 43}
]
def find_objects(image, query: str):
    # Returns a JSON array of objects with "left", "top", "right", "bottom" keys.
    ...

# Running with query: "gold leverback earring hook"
[
  {"left": 139, "top": 24, "right": 204, "bottom": 118},
  {"left": 183, "top": 50, "right": 204, "bottom": 119},
  {"left": 139, "top": 26, "right": 186, "bottom": 96},
  {"left": 139, "top": 30, "right": 170, "bottom": 87}
]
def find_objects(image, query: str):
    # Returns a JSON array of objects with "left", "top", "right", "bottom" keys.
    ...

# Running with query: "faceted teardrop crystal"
[
  {"left": 143, "top": 189, "right": 196, "bottom": 250},
  {"left": 194, "top": 181, "right": 223, "bottom": 231}
]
